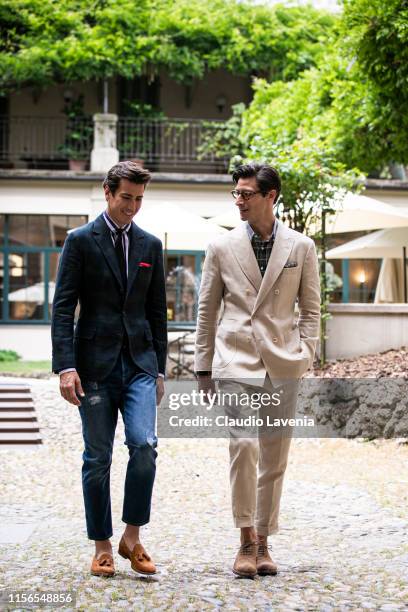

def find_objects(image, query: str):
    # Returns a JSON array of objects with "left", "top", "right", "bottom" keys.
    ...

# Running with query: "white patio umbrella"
[
  {"left": 208, "top": 209, "right": 241, "bottom": 229},
  {"left": 323, "top": 193, "right": 408, "bottom": 234},
  {"left": 326, "top": 227, "right": 408, "bottom": 302},
  {"left": 374, "top": 259, "right": 405, "bottom": 303},
  {"left": 8, "top": 282, "right": 55, "bottom": 303},
  {"left": 135, "top": 202, "right": 228, "bottom": 251}
]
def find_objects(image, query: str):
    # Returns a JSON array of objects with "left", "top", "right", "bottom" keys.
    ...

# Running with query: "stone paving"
[{"left": 0, "top": 377, "right": 407, "bottom": 611}]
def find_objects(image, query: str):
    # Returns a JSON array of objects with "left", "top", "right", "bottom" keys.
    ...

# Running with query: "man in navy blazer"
[{"left": 52, "top": 161, "right": 167, "bottom": 577}]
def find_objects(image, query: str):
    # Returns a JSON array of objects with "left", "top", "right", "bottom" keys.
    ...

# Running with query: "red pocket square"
[{"left": 139, "top": 262, "right": 152, "bottom": 268}]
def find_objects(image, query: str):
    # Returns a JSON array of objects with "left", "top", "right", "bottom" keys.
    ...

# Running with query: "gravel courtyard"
[{"left": 0, "top": 377, "right": 407, "bottom": 611}]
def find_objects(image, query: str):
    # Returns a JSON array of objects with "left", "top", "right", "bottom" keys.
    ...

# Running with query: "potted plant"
[{"left": 59, "top": 95, "right": 93, "bottom": 170}]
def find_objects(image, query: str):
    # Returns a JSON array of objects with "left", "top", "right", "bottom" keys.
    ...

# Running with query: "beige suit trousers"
[{"left": 220, "top": 378, "right": 299, "bottom": 537}]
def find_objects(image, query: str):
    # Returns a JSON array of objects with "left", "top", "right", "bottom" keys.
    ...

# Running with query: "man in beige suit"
[{"left": 194, "top": 162, "right": 320, "bottom": 578}]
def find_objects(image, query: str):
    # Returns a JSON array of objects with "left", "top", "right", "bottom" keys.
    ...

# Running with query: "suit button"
[
  {"left": 274, "top": 289, "right": 280, "bottom": 295},
  {"left": 272, "top": 337, "right": 278, "bottom": 343},
  {"left": 246, "top": 289, "right": 251, "bottom": 295}
]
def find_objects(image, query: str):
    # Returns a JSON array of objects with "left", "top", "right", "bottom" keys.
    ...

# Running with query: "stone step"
[
  {"left": 0, "top": 431, "right": 42, "bottom": 444},
  {"left": 0, "top": 385, "right": 40, "bottom": 445},
  {"left": 0, "top": 411, "right": 37, "bottom": 421},
  {"left": 0, "top": 385, "right": 30, "bottom": 392},
  {"left": 0, "top": 393, "right": 34, "bottom": 401},
  {"left": 0, "top": 422, "right": 40, "bottom": 431},
  {"left": 0, "top": 403, "right": 35, "bottom": 410},
  {"left": 0, "top": 382, "right": 30, "bottom": 393}
]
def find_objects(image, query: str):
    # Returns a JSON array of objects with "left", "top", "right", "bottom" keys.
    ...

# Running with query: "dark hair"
[
  {"left": 103, "top": 161, "right": 151, "bottom": 195},
  {"left": 232, "top": 162, "right": 281, "bottom": 202}
]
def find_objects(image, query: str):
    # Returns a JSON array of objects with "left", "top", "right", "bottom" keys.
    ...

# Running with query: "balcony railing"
[
  {"left": 0, "top": 115, "right": 229, "bottom": 173},
  {"left": 117, "top": 117, "right": 229, "bottom": 172},
  {"left": 0, "top": 115, "right": 93, "bottom": 169}
]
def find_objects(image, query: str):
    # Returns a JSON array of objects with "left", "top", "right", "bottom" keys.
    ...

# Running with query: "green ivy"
[{"left": 0, "top": 0, "right": 336, "bottom": 93}]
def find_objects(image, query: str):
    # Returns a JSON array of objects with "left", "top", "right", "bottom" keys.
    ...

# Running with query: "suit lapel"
[
  {"left": 253, "top": 219, "right": 294, "bottom": 313},
  {"left": 228, "top": 224, "right": 262, "bottom": 292},
  {"left": 92, "top": 214, "right": 125, "bottom": 292},
  {"left": 126, "top": 222, "right": 145, "bottom": 297}
]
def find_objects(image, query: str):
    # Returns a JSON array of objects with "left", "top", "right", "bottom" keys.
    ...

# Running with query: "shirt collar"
[
  {"left": 103, "top": 211, "right": 131, "bottom": 233},
  {"left": 246, "top": 219, "right": 278, "bottom": 242}
]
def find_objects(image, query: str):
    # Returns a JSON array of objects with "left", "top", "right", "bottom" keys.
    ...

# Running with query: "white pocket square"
[{"left": 284, "top": 261, "right": 298, "bottom": 268}]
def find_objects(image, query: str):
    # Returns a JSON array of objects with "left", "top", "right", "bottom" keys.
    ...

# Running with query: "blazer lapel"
[
  {"left": 92, "top": 214, "right": 125, "bottom": 292},
  {"left": 126, "top": 222, "right": 145, "bottom": 297},
  {"left": 253, "top": 220, "right": 295, "bottom": 313},
  {"left": 228, "top": 223, "right": 262, "bottom": 292}
]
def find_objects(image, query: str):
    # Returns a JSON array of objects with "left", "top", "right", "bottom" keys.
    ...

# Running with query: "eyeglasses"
[{"left": 231, "top": 189, "right": 262, "bottom": 201}]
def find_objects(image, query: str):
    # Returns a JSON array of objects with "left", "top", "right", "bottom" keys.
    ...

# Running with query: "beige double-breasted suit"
[{"left": 194, "top": 219, "right": 320, "bottom": 535}]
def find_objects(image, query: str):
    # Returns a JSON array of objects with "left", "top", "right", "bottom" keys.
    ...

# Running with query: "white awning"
[{"left": 326, "top": 227, "right": 408, "bottom": 259}]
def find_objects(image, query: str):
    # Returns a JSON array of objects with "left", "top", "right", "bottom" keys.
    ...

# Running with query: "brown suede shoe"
[
  {"left": 256, "top": 541, "right": 278, "bottom": 576},
  {"left": 90, "top": 552, "right": 115, "bottom": 577},
  {"left": 232, "top": 541, "right": 257, "bottom": 578},
  {"left": 118, "top": 536, "right": 156, "bottom": 575}
]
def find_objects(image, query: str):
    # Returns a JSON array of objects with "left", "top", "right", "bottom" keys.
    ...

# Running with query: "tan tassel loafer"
[
  {"left": 232, "top": 541, "right": 257, "bottom": 579},
  {"left": 90, "top": 552, "right": 115, "bottom": 577},
  {"left": 118, "top": 536, "right": 156, "bottom": 575}
]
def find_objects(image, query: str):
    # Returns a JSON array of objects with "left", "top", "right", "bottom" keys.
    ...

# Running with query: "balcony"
[{"left": 0, "top": 115, "right": 229, "bottom": 173}]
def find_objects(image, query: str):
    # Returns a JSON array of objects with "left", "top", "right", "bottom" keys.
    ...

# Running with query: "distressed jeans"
[{"left": 78, "top": 348, "right": 157, "bottom": 540}]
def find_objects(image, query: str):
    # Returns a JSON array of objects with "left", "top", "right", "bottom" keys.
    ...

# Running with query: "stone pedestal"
[{"left": 90, "top": 113, "right": 119, "bottom": 172}]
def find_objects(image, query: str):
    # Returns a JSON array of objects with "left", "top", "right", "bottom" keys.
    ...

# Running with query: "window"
[
  {"left": 1, "top": 217, "right": 204, "bottom": 325},
  {"left": 166, "top": 253, "right": 203, "bottom": 324},
  {"left": 0, "top": 214, "right": 87, "bottom": 323}
]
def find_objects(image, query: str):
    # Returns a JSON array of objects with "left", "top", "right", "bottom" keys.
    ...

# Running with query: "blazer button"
[
  {"left": 274, "top": 289, "right": 280, "bottom": 295},
  {"left": 246, "top": 289, "right": 251, "bottom": 295},
  {"left": 272, "top": 337, "right": 278, "bottom": 343}
]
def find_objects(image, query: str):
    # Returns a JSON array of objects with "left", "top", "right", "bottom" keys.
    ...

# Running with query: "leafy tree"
[
  {"left": 237, "top": 1, "right": 408, "bottom": 175},
  {"left": 240, "top": 56, "right": 388, "bottom": 175},
  {"left": 0, "top": 0, "right": 336, "bottom": 93},
  {"left": 341, "top": 0, "right": 408, "bottom": 165}
]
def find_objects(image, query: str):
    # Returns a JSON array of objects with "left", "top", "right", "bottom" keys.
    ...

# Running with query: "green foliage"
[
  {"left": 341, "top": 0, "right": 408, "bottom": 165},
  {"left": 197, "top": 103, "right": 246, "bottom": 161},
  {"left": 241, "top": 53, "right": 392, "bottom": 176},
  {"left": 122, "top": 101, "right": 164, "bottom": 119},
  {"left": 0, "top": 0, "right": 337, "bottom": 93},
  {"left": 238, "top": 1, "right": 408, "bottom": 175},
  {"left": 0, "top": 349, "right": 21, "bottom": 361},
  {"left": 0, "top": 359, "right": 51, "bottom": 373},
  {"left": 58, "top": 94, "right": 93, "bottom": 160}
]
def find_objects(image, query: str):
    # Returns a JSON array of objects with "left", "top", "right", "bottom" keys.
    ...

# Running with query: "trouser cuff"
[
  {"left": 255, "top": 524, "right": 279, "bottom": 537},
  {"left": 233, "top": 516, "right": 255, "bottom": 528},
  {"left": 122, "top": 516, "right": 150, "bottom": 527},
  {"left": 88, "top": 532, "right": 113, "bottom": 541}
]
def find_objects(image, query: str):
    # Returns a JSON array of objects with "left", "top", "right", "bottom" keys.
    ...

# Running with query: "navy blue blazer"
[{"left": 51, "top": 213, "right": 167, "bottom": 380}]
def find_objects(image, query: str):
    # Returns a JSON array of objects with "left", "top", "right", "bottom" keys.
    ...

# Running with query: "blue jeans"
[{"left": 78, "top": 348, "right": 157, "bottom": 540}]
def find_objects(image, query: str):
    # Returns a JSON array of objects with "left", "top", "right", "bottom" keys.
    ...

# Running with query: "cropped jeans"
[{"left": 78, "top": 347, "right": 157, "bottom": 540}]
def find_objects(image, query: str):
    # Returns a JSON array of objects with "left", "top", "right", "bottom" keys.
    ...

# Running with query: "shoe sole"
[
  {"left": 118, "top": 550, "right": 157, "bottom": 575},
  {"left": 90, "top": 571, "right": 115, "bottom": 577},
  {"left": 131, "top": 567, "right": 157, "bottom": 576},
  {"left": 257, "top": 570, "right": 278, "bottom": 576},
  {"left": 232, "top": 569, "right": 256, "bottom": 579}
]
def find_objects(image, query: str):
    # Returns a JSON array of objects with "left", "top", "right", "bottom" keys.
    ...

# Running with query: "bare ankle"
[
  {"left": 123, "top": 525, "right": 141, "bottom": 546},
  {"left": 94, "top": 539, "right": 112, "bottom": 557}
]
